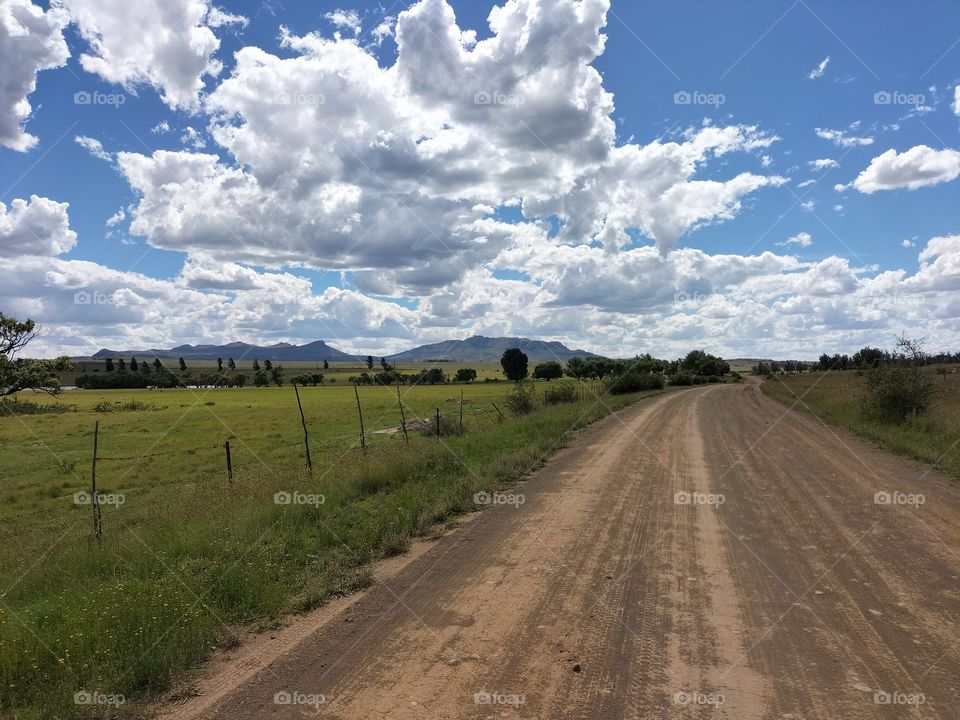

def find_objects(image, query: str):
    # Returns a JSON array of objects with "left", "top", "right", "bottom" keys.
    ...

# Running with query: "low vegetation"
[{"left": 762, "top": 338, "right": 959, "bottom": 478}]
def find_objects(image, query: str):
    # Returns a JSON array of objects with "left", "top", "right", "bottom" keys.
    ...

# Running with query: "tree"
[
  {"left": 263, "top": 359, "right": 273, "bottom": 370},
  {"left": 270, "top": 364, "right": 285, "bottom": 386},
  {"left": 500, "top": 348, "right": 529, "bottom": 381},
  {"left": 253, "top": 359, "right": 260, "bottom": 371},
  {"left": 454, "top": 368, "right": 477, "bottom": 383},
  {"left": 217, "top": 357, "right": 223, "bottom": 372},
  {"left": 153, "top": 358, "right": 162, "bottom": 372},
  {"left": 533, "top": 361, "right": 564, "bottom": 381},
  {"left": 140, "top": 360, "right": 150, "bottom": 373},
  {"left": 323, "top": 359, "right": 329, "bottom": 370},
  {"left": 0, "top": 313, "right": 72, "bottom": 396},
  {"left": 227, "top": 357, "right": 236, "bottom": 371},
  {"left": 178, "top": 357, "right": 187, "bottom": 372},
  {"left": 366, "top": 355, "right": 374, "bottom": 370},
  {"left": 105, "top": 358, "right": 115, "bottom": 372},
  {"left": 130, "top": 357, "right": 138, "bottom": 372},
  {"left": 117, "top": 358, "right": 126, "bottom": 371},
  {"left": 254, "top": 370, "right": 269, "bottom": 387}
]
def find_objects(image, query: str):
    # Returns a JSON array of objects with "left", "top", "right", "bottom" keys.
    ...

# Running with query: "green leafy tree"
[
  {"left": 178, "top": 357, "right": 187, "bottom": 372},
  {"left": 227, "top": 357, "right": 236, "bottom": 370},
  {"left": 533, "top": 361, "right": 563, "bottom": 381},
  {"left": 0, "top": 313, "right": 72, "bottom": 396},
  {"left": 153, "top": 358, "right": 162, "bottom": 372},
  {"left": 366, "top": 355, "right": 374, "bottom": 370},
  {"left": 500, "top": 348, "right": 529, "bottom": 381},
  {"left": 217, "top": 357, "right": 223, "bottom": 372},
  {"left": 270, "top": 364, "right": 285, "bottom": 386},
  {"left": 323, "top": 359, "right": 329, "bottom": 370},
  {"left": 117, "top": 358, "right": 126, "bottom": 371},
  {"left": 454, "top": 368, "right": 477, "bottom": 382},
  {"left": 253, "top": 359, "right": 260, "bottom": 371},
  {"left": 254, "top": 369, "right": 269, "bottom": 387},
  {"left": 105, "top": 358, "right": 115, "bottom": 372},
  {"left": 130, "top": 357, "right": 138, "bottom": 372},
  {"left": 263, "top": 359, "right": 273, "bottom": 370}
]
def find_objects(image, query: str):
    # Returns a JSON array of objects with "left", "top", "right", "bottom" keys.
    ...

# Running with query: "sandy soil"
[{"left": 158, "top": 380, "right": 960, "bottom": 719}]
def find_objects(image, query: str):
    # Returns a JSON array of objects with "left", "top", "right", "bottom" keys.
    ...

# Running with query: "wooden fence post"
[
  {"left": 354, "top": 383, "right": 366, "bottom": 449},
  {"left": 294, "top": 384, "right": 312, "bottom": 474},
  {"left": 435, "top": 408, "right": 441, "bottom": 440},
  {"left": 396, "top": 383, "right": 409, "bottom": 447},
  {"left": 224, "top": 440, "right": 233, "bottom": 482},
  {"left": 459, "top": 390, "right": 464, "bottom": 434},
  {"left": 91, "top": 421, "right": 102, "bottom": 541}
]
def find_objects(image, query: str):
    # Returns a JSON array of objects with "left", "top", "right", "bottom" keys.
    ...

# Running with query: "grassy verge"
[
  {"left": 760, "top": 370, "right": 960, "bottom": 479},
  {"left": 0, "top": 384, "right": 668, "bottom": 719}
]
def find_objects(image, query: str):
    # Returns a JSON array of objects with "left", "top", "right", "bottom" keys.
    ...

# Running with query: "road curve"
[{"left": 164, "top": 381, "right": 960, "bottom": 719}]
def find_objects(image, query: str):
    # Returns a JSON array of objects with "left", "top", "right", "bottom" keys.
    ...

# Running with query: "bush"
[
  {"left": 454, "top": 368, "right": 477, "bottom": 383},
  {"left": 533, "top": 361, "right": 564, "bottom": 381},
  {"left": 543, "top": 381, "right": 579, "bottom": 405},
  {"left": 860, "top": 364, "right": 938, "bottom": 424},
  {"left": 669, "top": 372, "right": 694, "bottom": 386},
  {"left": 606, "top": 371, "right": 664, "bottom": 395},
  {"left": 504, "top": 381, "right": 537, "bottom": 415},
  {"left": 0, "top": 398, "right": 75, "bottom": 415}
]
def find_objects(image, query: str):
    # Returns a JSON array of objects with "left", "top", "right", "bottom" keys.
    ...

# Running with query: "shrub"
[
  {"left": 454, "top": 368, "right": 477, "bottom": 383},
  {"left": 504, "top": 381, "right": 537, "bottom": 415},
  {"left": 543, "top": 381, "right": 579, "bottom": 405},
  {"left": 860, "top": 364, "right": 937, "bottom": 424},
  {"left": 533, "top": 361, "right": 564, "bottom": 381},
  {"left": 606, "top": 371, "right": 664, "bottom": 395},
  {"left": 669, "top": 372, "right": 694, "bottom": 386},
  {"left": 0, "top": 398, "right": 75, "bottom": 415}
]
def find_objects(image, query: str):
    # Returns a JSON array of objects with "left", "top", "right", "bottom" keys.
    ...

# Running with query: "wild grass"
[
  {"left": 761, "top": 368, "right": 960, "bottom": 479},
  {"left": 0, "top": 381, "right": 667, "bottom": 718}
]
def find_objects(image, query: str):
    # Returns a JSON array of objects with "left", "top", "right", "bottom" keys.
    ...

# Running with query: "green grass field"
[
  {"left": 761, "top": 368, "right": 960, "bottom": 479},
  {"left": 0, "top": 379, "right": 669, "bottom": 719}
]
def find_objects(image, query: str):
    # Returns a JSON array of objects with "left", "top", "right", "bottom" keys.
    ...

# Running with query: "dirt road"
[{"left": 164, "top": 381, "right": 960, "bottom": 719}]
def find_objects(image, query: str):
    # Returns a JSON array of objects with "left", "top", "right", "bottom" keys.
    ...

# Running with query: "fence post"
[
  {"left": 491, "top": 402, "right": 505, "bottom": 421},
  {"left": 435, "top": 408, "right": 441, "bottom": 440},
  {"left": 354, "top": 383, "right": 366, "bottom": 449},
  {"left": 459, "top": 390, "right": 464, "bottom": 434},
  {"left": 91, "top": 421, "right": 102, "bottom": 542},
  {"left": 224, "top": 440, "right": 233, "bottom": 482},
  {"left": 396, "top": 383, "right": 409, "bottom": 446},
  {"left": 294, "top": 384, "right": 312, "bottom": 474}
]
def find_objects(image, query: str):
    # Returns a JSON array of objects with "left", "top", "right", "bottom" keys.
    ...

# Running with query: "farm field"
[
  {"left": 761, "top": 367, "right": 960, "bottom": 479},
  {"left": 0, "top": 379, "right": 667, "bottom": 719}
]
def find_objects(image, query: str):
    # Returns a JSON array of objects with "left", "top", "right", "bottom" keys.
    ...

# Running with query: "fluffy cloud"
[
  {"left": 808, "top": 158, "right": 838, "bottom": 171},
  {"left": 807, "top": 56, "right": 829, "bottom": 80},
  {"left": 0, "top": 0, "right": 70, "bottom": 151},
  {"left": 0, "top": 195, "right": 77, "bottom": 258},
  {"left": 60, "top": 0, "right": 245, "bottom": 110},
  {"left": 778, "top": 232, "right": 813, "bottom": 248},
  {"left": 954, "top": 85, "right": 960, "bottom": 117},
  {"left": 815, "top": 127, "right": 874, "bottom": 147},
  {"left": 325, "top": 9, "right": 362, "bottom": 35},
  {"left": 112, "top": 0, "right": 784, "bottom": 284},
  {"left": 842, "top": 145, "right": 960, "bottom": 193}
]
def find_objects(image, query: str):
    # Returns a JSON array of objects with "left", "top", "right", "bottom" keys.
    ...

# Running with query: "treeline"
[{"left": 752, "top": 346, "right": 960, "bottom": 376}]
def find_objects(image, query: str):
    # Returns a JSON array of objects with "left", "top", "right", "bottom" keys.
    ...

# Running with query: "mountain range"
[{"left": 86, "top": 336, "right": 602, "bottom": 363}]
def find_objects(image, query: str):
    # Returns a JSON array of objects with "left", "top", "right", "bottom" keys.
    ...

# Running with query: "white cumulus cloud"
[
  {"left": 0, "top": 0, "right": 70, "bottom": 151},
  {"left": 0, "top": 195, "right": 77, "bottom": 258},
  {"left": 844, "top": 145, "right": 960, "bottom": 193}
]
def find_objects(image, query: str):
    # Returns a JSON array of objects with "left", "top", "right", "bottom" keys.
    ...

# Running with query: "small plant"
[
  {"left": 543, "top": 381, "right": 579, "bottom": 405},
  {"left": 504, "top": 381, "right": 537, "bottom": 415},
  {"left": 859, "top": 337, "right": 939, "bottom": 424}
]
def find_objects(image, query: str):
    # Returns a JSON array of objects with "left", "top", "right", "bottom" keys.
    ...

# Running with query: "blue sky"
[{"left": 2, "top": 0, "right": 959, "bottom": 358}]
